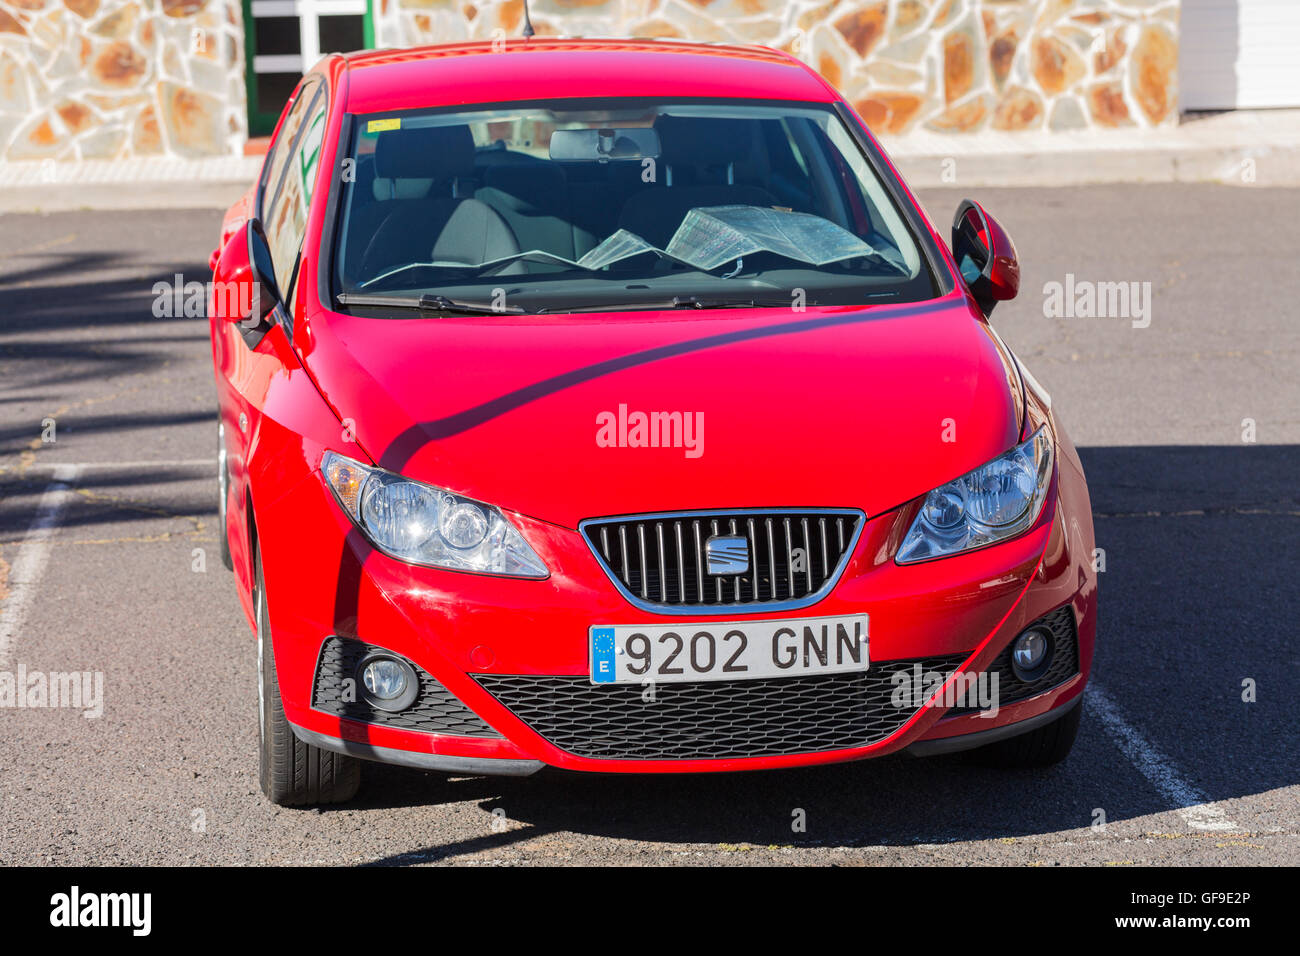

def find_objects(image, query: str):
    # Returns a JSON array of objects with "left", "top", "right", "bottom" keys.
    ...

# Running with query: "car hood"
[{"left": 299, "top": 291, "right": 1020, "bottom": 530}]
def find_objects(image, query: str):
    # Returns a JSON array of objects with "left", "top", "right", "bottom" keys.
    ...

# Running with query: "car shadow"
[
  {"left": 326, "top": 443, "right": 1299, "bottom": 860},
  {"left": 0, "top": 230, "right": 216, "bottom": 452}
]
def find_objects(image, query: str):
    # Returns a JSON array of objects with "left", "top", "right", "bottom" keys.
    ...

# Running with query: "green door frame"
[{"left": 243, "top": 0, "right": 375, "bottom": 137}]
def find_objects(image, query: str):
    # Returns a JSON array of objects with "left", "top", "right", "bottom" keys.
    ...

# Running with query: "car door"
[{"left": 215, "top": 76, "right": 328, "bottom": 594}]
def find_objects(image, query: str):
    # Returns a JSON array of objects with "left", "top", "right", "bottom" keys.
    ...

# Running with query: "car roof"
[{"left": 340, "top": 38, "right": 838, "bottom": 115}]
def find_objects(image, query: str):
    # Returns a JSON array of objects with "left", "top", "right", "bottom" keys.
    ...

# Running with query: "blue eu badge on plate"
[{"left": 590, "top": 627, "right": 616, "bottom": 683}]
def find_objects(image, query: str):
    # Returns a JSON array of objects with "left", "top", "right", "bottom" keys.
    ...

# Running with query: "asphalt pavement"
[{"left": 0, "top": 183, "right": 1296, "bottom": 865}]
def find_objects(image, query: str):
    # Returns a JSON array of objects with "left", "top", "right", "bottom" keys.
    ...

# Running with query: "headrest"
[
  {"left": 654, "top": 115, "right": 755, "bottom": 168},
  {"left": 373, "top": 124, "right": 476, "bottom": 181}
]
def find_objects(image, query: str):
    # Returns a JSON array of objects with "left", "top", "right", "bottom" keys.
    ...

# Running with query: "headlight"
[
  {"left": 896, "top": 426, "right": 1053, "bottom": 564},
  {"left": 322, "top": 451, "right": 548, "bottom": 578}
]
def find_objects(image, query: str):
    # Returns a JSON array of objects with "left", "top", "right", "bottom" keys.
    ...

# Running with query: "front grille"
[
  {"left": 312, "top": 637, "right": 501, "bottom": 737},
  {"left": 476, "top": 654, "right": 966, "bottom": 760},
  {"left": 950, "top": 605, "right": 1079, "bottom": 715},
  {"left": 580, "top": 509, "right": 863, "bottom": 612}
]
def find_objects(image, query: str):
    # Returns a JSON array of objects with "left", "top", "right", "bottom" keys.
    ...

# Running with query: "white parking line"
[
  {"left": 0, "top": 464, "right": 82, "bottom": 668},
  {"left": 15, "top": 459, "right": 216, "bottom": 472},
  {"left": 1088, "top": 682, "right": 1239, "bottom": 832}
]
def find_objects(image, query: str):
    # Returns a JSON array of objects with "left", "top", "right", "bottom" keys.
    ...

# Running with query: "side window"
[
  {"left": 264, "top": 98, "right": 327, "bottom": 301},
  {"left": 260, "top": 82, "right": 317, "bottom": 217}
]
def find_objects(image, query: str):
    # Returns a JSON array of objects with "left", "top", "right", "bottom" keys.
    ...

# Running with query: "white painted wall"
[{"left": 1181, "top": 0, "right": 1300, "bottom": 109}]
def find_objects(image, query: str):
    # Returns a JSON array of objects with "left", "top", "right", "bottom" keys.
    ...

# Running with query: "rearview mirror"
[
  {"left": 548, "top": 127, "right": 660, "bottom": 161},
  {"left": 246, "top": 218, "right": 283, "bottom": 321},
  {"left": 951, "top": 199, "right": 1019, "bottom": 317},
  {"left": 213, "top": 218, "right": 282, "bottom": 327}
]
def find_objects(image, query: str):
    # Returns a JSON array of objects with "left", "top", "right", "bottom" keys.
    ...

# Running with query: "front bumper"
[
  {"left": 255, "top": 432, "right": 1097, "bottom": 775},
  {"left": 289, "top": 723, "right": 544, "bottom": 776}
]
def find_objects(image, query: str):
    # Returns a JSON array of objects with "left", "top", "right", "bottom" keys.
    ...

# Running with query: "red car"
[{"left": 209, "top": 38, "right": 1097, "bottom": 806}]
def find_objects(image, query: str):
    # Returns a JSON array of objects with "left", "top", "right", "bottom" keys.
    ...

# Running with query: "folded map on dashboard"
[
  {"left": 466, "top": 204, "right": 891, "bottom": 275},
  {"left": 664, "top": 206, "right": 877, "bottom": 270}
]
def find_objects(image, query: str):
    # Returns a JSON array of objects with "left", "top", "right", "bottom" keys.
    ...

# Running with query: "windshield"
[{"left": 331, "top": 99, "right": 937, "bottom": 314}]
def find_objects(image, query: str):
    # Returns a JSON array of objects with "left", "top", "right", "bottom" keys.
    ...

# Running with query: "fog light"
[
  {"left": 362, "top": 659, "right": 406, "bottom": 698},
  {"left": 358, "top": 655, "right": 418, "bottom": 712},
  {"left": 1010, "top": 627, "right": 1053, "bottom": 682}
]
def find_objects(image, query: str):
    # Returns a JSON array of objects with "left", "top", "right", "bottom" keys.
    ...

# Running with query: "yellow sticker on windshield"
[{"left": 367, "top": 118, "right": 401, "bottom": 133}]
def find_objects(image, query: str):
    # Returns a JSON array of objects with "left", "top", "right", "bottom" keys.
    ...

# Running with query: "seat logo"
[{"left": 705, "top": 535, "right": 749, "bottom": 575}]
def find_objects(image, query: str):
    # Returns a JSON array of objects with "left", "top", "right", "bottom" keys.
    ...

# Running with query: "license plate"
[{"left": 589, "top": 614, "right": 868, "bottom": 685}]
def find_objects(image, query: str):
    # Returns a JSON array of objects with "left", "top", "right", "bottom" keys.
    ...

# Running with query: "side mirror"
[
  {"left": 951, "top": 199, "right": 1019, "bottom": 316},
  {"left": 213, "top": 218, "right": 282, "bottom": 327}
]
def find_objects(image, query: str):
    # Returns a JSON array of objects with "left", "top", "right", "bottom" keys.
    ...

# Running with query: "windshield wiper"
[
  {"left": 539, "top": 294, "right": 813, "bottom": 315},
  {"left": 336, "top": 292, "right": 527, "bottom": 315},
  {"left": 670, "top": 295, "right": 804, "bottom": 310}
]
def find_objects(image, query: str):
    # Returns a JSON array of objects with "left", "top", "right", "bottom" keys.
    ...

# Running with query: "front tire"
[
  {"left": 967, "top": 699, "right": 1083, "bottom": 769},
  {"left": 255, "top": 547, "right": 360, "bottom": 805}
]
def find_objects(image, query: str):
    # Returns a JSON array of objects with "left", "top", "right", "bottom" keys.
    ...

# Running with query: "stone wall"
[
  {"left": 0, "top": 0, "right": 1181, "bottom": 162},
  {"left": 376, "top": 0, "right": 1182, "bottom": 133},
  {"left": 0, "top": 0, "right": 246, "bottom": 161}
]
